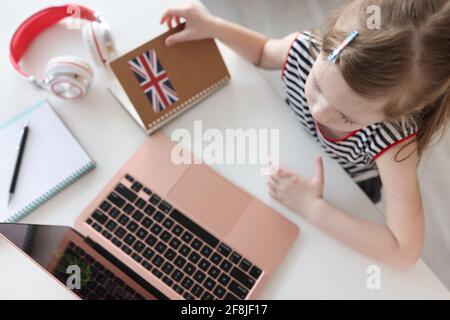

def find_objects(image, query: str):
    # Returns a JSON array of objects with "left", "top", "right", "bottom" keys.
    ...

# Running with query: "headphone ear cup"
[
  {"left": 83, "top": 21, "right": 117, "bottom": 66},
  {"left": 44, "top": 56, "right": 93, "bottom": 99}
]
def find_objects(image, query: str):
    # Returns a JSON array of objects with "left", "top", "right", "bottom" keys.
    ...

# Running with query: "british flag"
[{"left": 128, "top": 49, "right": 178, "bottom": 113}]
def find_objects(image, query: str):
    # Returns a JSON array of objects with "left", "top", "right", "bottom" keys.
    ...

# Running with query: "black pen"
[{"left": 7, "top": 122, "right": 30, "bottom": 206}]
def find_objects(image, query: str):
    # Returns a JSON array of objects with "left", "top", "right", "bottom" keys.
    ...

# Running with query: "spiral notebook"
[
  {"left": 0, "top": 101, "right": 96, "bottom": 223},
  {"left": 108, "top": 23, "right": 230, "bottom": 135}
]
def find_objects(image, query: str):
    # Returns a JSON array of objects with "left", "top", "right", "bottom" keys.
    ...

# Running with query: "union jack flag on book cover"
[{"left": 128, "top": 49, "right": 179, "bottom": 113}]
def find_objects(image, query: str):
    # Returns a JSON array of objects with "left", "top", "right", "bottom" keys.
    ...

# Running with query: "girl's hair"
[{"left": 312, "top": 0, "right": 450, "bottom": 161}]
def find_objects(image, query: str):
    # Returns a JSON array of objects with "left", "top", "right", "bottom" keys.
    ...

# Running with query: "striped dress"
[{"left": 282, "top": 31, "right": 418, "bottom": 202}]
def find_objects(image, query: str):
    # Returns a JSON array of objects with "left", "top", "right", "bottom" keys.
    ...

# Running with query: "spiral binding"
[
  {"left": 146, "top": 76, "right": 231, "bottom": 133},
  {"left": 5, "top": 161, "right": 96, "bottom": 223}
]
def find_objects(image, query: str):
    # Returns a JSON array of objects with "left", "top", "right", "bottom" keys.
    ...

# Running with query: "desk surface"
[{"left": 0, "top": 0, "right": 448, "bottom": 299}]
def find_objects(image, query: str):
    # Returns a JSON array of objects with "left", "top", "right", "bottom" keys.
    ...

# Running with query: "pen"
[{"left": 7, "top": 122, "right": 30, "bottom": 206}]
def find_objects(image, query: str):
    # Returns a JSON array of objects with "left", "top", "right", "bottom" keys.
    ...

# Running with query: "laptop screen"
[{"left": 0, "top": 224, "right": 166, "bottom": 300}]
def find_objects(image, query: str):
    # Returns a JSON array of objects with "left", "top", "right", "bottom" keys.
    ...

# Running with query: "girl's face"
[{"left": 305, "top": 56, "right": 386, "bottom": 132}]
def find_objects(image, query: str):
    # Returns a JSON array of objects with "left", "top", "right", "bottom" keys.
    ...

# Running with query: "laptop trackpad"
[{"left": 168, "top": 166, "right": 252, "bottom": 237}]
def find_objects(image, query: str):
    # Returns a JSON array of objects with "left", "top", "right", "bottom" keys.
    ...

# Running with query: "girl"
[{"left": 160, "top": 0, "right": 450, "bottom": 268}]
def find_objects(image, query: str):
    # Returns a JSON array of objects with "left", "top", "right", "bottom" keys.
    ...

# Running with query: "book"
[
  {"left": 108, "top": 24, "right": 230, "bottom": 135},
  {"left": 0, "top": 101, "right": 96, "bottom": 223}
]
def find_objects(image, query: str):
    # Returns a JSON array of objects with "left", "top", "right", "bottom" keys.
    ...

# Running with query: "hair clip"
[{"left": 327, "top": 30, "right": 359, "bottom": 63}]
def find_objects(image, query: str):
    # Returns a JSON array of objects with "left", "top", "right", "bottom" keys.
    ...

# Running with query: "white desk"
[{"left": 0, "top": 0, "right": 448, "bottom": 299}]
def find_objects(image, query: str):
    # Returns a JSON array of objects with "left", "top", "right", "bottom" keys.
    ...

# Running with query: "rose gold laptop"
[{"left": 1, "top": 132, "right": 299, "bottom": 300}]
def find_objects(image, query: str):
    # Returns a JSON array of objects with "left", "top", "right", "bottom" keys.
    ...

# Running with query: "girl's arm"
[
  {"left": 269, "top": 140, "right": 424, "bottom": 268},
  {"left": 161, "top": 1, "right": 297, "bottom": 69}
]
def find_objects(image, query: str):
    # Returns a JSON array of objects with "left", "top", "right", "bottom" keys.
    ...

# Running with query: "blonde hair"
[{"left": 312, "top": 0, "right": 450, "bottom": 161}]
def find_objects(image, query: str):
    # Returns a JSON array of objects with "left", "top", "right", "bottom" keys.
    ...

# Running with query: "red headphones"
[{"left": 10, "top": 4, "right": 117, "bottom": 100}]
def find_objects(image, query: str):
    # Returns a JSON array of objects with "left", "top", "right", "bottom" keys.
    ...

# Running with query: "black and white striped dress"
[{"left": 282, "top": 31, "right": 418, "bottom": 202}]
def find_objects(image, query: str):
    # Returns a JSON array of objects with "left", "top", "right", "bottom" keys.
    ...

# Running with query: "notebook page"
[{"left": 0, "top": 101, "right": 93, "bottom": 221}]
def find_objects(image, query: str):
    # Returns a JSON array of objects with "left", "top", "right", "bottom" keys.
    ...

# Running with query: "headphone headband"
[{"left": 10, "top": 4, "right": 97, "bottom": 77}]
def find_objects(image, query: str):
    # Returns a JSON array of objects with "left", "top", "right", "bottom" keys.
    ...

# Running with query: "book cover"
[{"left": 109, "top": 24, "right": 230, "bottom": 134}]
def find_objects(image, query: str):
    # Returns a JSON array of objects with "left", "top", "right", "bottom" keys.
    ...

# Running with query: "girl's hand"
[
  {"left": 160, "top": 0, "right": 218, "bottom": 46},
  {"left": 268, "top": 156, "right": 324, "bottom": 220}
]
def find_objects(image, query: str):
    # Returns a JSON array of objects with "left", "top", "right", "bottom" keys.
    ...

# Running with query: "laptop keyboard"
[
  {"left": 86, "top": 174, "right": 263, "bottom": 300},
  {"left": 54, "top": 241, "right": 144, "bottom": 300}
]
